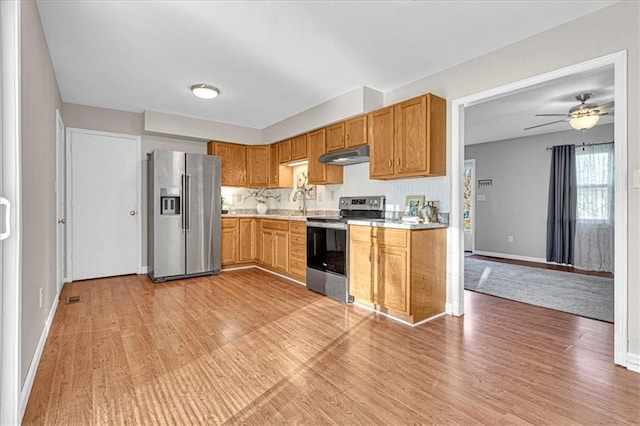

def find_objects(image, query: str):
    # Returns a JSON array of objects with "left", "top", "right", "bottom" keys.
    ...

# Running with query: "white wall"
[
  {"left": 465, "top": 124, "right": 614, "bottom": 259},
  {"left": 20, "top": 0, "right": 62, "bottom": 385}
]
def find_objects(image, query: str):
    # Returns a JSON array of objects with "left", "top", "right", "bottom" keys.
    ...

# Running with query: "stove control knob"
[{"left": 373, "top": 200, "right": 378, "bottom": 205}]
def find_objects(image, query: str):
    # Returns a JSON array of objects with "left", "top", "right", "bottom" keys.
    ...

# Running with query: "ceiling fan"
[{"left": 524, "top": 93, "right": 614, "bottom": 131}]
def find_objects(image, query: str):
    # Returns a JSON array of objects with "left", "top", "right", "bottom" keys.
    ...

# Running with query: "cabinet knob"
[
  {"left": 397, "top": 158, "right": 401, "bottom": 167},
  {"left": 388, "top": 159, "right": 392, "bottom": 168}
]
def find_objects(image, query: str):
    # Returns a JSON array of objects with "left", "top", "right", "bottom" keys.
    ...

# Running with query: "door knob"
[
  {"left": 129, "top": 210, "right": 136, "bottom": 216},
  {"left": 58, "top": 218, "right": 66, "bottom": 224}
]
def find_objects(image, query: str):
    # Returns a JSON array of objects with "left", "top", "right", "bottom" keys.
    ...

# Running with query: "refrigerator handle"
[
  {"left": 0, "top": 197, "right": 10, "bottom": 241},
  {"left": 186, "top": 174, "right": 191, "bottom": 232},
  {"left": 181, "top": 174, "right": 186, "bottom": 231}
]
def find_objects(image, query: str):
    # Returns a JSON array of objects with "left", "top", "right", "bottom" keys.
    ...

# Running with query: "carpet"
[{"left": 464, "top": 257, "right": 614, "bottom": 323}]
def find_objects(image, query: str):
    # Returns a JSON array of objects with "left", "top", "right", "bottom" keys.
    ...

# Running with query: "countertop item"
[{"left": 347, "top": 219, "right": 448, "bottom": 230}]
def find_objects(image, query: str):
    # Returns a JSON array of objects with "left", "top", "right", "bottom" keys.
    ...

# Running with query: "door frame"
[
  {"left": 66, "top": 128, "right": 142, "bottom": 281},
  {"left": 55, "top": 109, "right": 65, "bottom": 290},
  {"left": 1, "top": 0, "right": 21, "bottom": 423},
  {"left": 463, "top": 158, "right": 476, "bottom": 253},
  {"left": 449, "top": 51, "right": 628, "bottom": 367}
]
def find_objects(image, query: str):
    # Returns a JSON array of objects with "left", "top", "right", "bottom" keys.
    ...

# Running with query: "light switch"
[
  {"left": 477, "top": 194, "right": 486, "bottom": 201},
  {"left": 633, "top": 169, "right": 640, "bottom": 189}
]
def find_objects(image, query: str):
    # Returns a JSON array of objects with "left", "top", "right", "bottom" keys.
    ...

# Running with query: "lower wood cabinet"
[
  {"left": 221, "top": 218, "right": 239, "bottom": 266},
  {"left": 260, "top": 219, "right": 289, "bottom": 273},
  {"left": 349, "top": 225, "right": 446, "bottom": 324},
  {"left": 221, "top": 217, "right": 257, "bottom": 266},
  {"left": 288, "top": 221, "right": 306, "bottom": 280}
]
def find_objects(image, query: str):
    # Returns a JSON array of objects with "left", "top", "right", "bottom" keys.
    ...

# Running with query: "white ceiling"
[
  {"left": 465, "top": 66, "right": 615, "bottom": 145},
  {"left": 37, "top": 1, "right": 617, "bottom": 130}
]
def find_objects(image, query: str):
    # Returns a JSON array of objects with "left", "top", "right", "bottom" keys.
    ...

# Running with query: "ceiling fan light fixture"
[
  {"left": 191, "top": 83, "right": 219, "bottom": 99},
  {"left": 569, "top": 113, "right": 600, "bottom": 130}
]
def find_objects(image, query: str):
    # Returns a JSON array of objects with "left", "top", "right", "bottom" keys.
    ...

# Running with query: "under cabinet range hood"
[{"left": 318, "top": 145, "right": 369, "bottom": 166}]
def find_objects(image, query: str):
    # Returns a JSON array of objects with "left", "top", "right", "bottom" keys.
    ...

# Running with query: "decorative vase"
[{"left": 256, "top": 202, "right": 268, "bottom": 214}]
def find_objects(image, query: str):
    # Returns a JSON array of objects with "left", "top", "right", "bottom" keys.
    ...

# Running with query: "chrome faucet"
[{"left": 292, "top": 189, "right": 308, "bottom": 215}]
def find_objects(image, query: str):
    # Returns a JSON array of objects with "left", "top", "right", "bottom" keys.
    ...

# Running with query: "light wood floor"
[{"left": 24, "top": 269, "right": 638, "bottom": 425}]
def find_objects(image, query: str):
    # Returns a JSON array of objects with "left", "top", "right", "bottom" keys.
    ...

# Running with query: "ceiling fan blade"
[
  {"left": 524, "top": 119, "right": 568, "bottom": 131},
  {"left": 535, "top": 113, "right": 568, "bottom": 117},
  {"left": 597, "top": 101, "right": 614, "bottom": 109}
]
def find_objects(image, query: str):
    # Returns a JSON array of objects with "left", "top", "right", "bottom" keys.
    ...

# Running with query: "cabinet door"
[
  {"left": 308, "top": 128, "right": 343, "bottom": 185},
  {"left": 349, "top": 240, "right": 373, "bottom": 302},
  {"left": 345, "top": 115, "right": 367, "bottom": 148},
  {"left": 260, "top": 230, "right": 272, "bottom": 266},
  {"left": 326, "top": 122, "right": 345, "bottom": 152},
  {"left": 221, "top": 219, "right": 238, "bottom": 266},
  {"left": 278, "top": 140, "right": 291, "bottom": 163},
  {"left": 394, "top": 96, "right": 427, "bottom": 177},
  {"left": 268, "top": 143, "right": 279, "bottom": 188},
  {"left": 290, "top": 134, "right": 307, "bottom": 161},
  {"left": 247, "top": 145, "right": 269, "bottom": 188},
  {"left": 368, "top": 107, "right": 395, "bottom": 179},
  {"left": 238, "top": 218, "right": 255, "bottom": 262},
  {"left": 376, "top": 245, "right": 409, "bottom": 314},
  {"left": 215, "top": 142, "right": 247, "bottom": 186},
  {"left": 273, "top": 231, "right": 289, "bottom": 272}
]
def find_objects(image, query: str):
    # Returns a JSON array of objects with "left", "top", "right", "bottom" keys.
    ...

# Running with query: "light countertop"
[{"left": 347, "top": 219, "right": 448, "bottom": 230}]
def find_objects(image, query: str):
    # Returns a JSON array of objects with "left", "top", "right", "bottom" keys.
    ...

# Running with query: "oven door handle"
[{"left": 306, "top": 221, "right": 348, "bottom": 231}]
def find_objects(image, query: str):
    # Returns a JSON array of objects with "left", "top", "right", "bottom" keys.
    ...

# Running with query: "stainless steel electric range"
[{"left": 306, "top": 195, "right": 386, "bottom": 303}]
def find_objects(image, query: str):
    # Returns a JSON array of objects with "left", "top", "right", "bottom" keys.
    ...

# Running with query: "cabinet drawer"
[
  {"left": 222, "top": 217, "right": 237, "bottom": 228},
  {"left": 289, "top": 221, "right": 306, "bottom": 235},
  {"left": 373, "top": 228, "right": 408, "bottom": 247},
  {"left": 350, "top": 225, "right": 372, "bottom": 243},
  {"left": 289, "top": 246, "right": 306, "bottom": 262},
  {"left": 262, "top": 219, "right": 289, "bottom": 231},
  {"left": 290, "top": 233, "right": 306, "bottom": 245}
]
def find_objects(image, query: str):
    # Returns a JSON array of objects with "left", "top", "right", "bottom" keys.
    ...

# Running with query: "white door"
[
  {"left": 55, "top": 110, "right": 65, "bottom": 290},
  {"left": 463, "top": 159, "right": 475, "bottom": 252},
  {"left": 68, "top": 129, "right": 140, "bottom": 281}
]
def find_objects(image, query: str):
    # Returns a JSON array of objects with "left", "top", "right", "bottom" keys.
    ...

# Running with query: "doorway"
[
  {"left": 450, "top": 51, "right": 628, "bottom": 367},
  {"left": 55, "top": 110, "right": 65, "bottom": 291}
]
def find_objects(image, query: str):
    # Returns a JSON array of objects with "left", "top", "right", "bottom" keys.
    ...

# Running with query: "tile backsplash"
[{"left": 221, "top": 162, "right": 450, "bottom": 215}]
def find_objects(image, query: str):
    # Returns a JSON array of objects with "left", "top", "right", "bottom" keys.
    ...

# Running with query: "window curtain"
[
  {"left": 574, "top": 143, "right": 614, "bottom": 272},
  {"left": 546, "top": 144, "right": 576, "bottom": 265}
]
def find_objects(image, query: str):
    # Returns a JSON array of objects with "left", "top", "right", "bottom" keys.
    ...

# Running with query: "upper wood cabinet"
[
  {"left": 278, "top": 140, "right": 291, "bottom": 163},
  {"left": 369, "top": 93, "right": 446, "bottom": 179},
  {"left": 209, "top": 141, "right": 247, "bottom": 187},
  {"left": 326, "top": 115, "right": 368, "bottom": 153},
  {"left": 247, "top": 145, "right": 269, "bottom": 188},
  {"left": 345, "top": 115, "right": 368, "bottom": 148},
  {"left": 307, "top": 128, "right": 343, "bottom": 185},
  {"left": 290, "top": 134, "right": 307, "bottom": 161},
  {"left": 326, "top": 122, "right": 345, "bottom": 152},
  {"left": 268, "top": 143, "right": 293, "bottom": 189}
]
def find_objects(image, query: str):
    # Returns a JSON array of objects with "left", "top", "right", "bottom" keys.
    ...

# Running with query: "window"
[{"left": 575, "top": 144, "right": 614, "bottom": 223}]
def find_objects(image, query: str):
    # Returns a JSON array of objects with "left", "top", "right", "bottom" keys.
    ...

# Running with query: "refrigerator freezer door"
[
  {"left": 185, "top": 154, "right": 221, "bottom": 275},
  {"left": 151, "top": 150, "right": 186, "bottom": 279}
]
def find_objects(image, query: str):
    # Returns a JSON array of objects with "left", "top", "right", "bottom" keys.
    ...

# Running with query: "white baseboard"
[
  {"left": 627, "top": 352, "right": 640, "bottom": 373},
  {"left": 473, "top": 250, "right": 548, "bottom": 264},
  {"left": 140, "top": 266, "right": 148, "bottom": 274},
  {"left": 445, "top": 302, "right": 453, "bottom": 315},
  {"left": 20, "top": 290, "right": 60, "bottom": 420},
  {"left": 254, "top": 266, "right": 306, "bottom": 287}
]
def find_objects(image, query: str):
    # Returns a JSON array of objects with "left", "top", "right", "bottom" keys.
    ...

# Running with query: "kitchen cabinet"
[
  {"left": 260, "top": 219, "right": 289, "bottom": 273},
  {"left": 288, "top": 221, "right": 306, "bottom": 280},
  {"left": 348, "top": 225, "right": 446, "bottom": 324},
  {"left": 326, "top": 122, "right": 345, "bottom": 152},
  {"left": 268, "top": 143, "right": 293, "bottom": 189},
  {"left": 290, "top": 134, "right": 307, "bottom": 161},
  {"left": 209, "top": 141, "right": 247, "bottom": 186},
  {"left": 278, "top": 140, "right": 291, "bottom": 163},
  {"left": 307, "top": 128, "right": 343, "bottom": 185},
  {"left": 326, "top": 115, "right": 368, "bottom": 153},
  {"left": 221, "top": 218, "right": 238, "bottom": 266},
  {"left": 369, "top": 93, "right": 446, "bottom": 179},
  {"left": 247, "top": 145, "right": 269, "bottom": 188},
  {"left": 221, "top": 217, "right": 256, "bottom": 266}
]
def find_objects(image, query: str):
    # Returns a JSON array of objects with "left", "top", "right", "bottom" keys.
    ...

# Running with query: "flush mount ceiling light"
[{"left": 190, "top": 84, "right": 219, "bottom": 99}]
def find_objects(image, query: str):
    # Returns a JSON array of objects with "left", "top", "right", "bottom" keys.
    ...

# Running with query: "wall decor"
[{"left": 404, "top": 195, "right": 425, "bottom": 217}]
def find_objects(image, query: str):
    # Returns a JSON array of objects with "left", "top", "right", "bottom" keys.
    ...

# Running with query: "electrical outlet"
[
  {"left": 507, "top": 235, "right": 514, "bottom": 243},
  {"left": 39, "top": 287, "right": 43, "bottom": 308}
]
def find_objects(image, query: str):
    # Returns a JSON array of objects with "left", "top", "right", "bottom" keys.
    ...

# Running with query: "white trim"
[
  {"left": 254, "top": 266, "right": 306, "bottom": 286},
  {"left": 140, "top": 266, "right": 148, "bottom": 274},
  {"left": 65, "top": 128, "right": 142, "bottom": 281},
  {"left": 473, "top": 251, "right": 548, "bottom": 264},
  {"left": 463, "top": 158, "right": 476, "bottom": 253},
  {"left": 19, "top": 291, "right": 59, "bottom": 419},
  {"left": 626, "top": 353, "right": 640, "bottom": 373},
  {"left": 1, "top": 1, "right": 22, "bottom": 424},
  {"left": 450, "top": 51, "right": 628, "bottom": 367},
  {"left": 55, "top": 109, "right": 65, "bottom": 294},
  {"left": 352, "top": 302, "right": 446, "bottom": 327}
]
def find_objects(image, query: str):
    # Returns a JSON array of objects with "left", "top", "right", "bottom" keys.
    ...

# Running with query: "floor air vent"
[{"left": 65, "top": 295, "right": 81, "bottom": 304}]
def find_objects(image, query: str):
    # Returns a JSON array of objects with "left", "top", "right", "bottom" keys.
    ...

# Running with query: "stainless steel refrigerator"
[{"left": 147, "top": 150, "right": 221, "bottom": 282}]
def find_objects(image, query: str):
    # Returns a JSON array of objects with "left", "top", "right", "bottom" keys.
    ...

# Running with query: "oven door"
[{"left": 306, "top": 221, "right": 347, "bottom": 276}]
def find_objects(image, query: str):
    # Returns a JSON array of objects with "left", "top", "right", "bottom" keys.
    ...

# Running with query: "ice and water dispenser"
[{"left": 160, "top": 187, "right": 181, "bottom": 215}]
